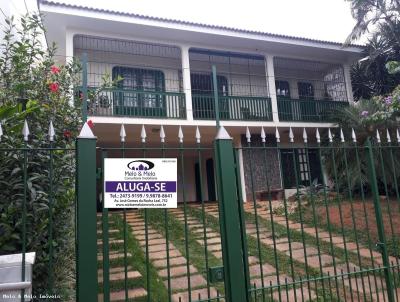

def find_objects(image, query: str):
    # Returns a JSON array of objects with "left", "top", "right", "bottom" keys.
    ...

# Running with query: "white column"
[
  {"left": 65, "top": 30, "right": 74, "bottom": 63},
  {"left": 181, "top": 45, "right": 193, "bottom": 121},
  {"left": 65, "top": 30, "right": 75, "bottom": 105},
  {"left": 265, "top": 55, "right": 279, "bottom": 122},
  {"left": 343, "top": 64, "right": 354, "bottom": 103},
  {"left": 238, "top": 140, "right": 247, "bottom": 202}
]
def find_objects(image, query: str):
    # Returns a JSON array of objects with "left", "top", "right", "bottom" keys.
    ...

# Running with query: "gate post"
[
  {"left": 365, "top": 139, "right": 395, "bottom": 302},
  {"left": 76, "top": 122, "right": 98, "bottom": 302},
  {"left": 214, "top": 126, "right": 249, "bottom": 302}
]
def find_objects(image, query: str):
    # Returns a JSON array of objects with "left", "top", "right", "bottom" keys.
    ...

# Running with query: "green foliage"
[
  {"left": 323, "top": 92, "right": 400, "bottom": 192},
  {"left": 345, "top": 0, "right": 400, "bottom": 46},
  {"left": 0, "top": 13, "right": 81, "bottom": 300},
  {"left": 350, "top": 21, "right": 400, "bottom": 100}
]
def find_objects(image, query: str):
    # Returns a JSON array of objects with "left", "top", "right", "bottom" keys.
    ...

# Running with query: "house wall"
[{"left": 240, "top": 134, "right": 282, "bottom": 201}]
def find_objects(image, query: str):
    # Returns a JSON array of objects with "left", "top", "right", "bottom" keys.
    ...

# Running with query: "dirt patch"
[{"left": 312, "top": 198, "right": 400, "bottom": 242}]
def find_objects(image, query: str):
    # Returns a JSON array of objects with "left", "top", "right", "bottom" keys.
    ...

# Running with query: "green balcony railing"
[
  {"left": 83, "top": 88, "right": 186, "bottom": 119},
  {"left": 277, "top": 97, "right": 349, "bottom": 122},
  {"left": 192, "top": 95, "right": 273, "bottom": 121}
]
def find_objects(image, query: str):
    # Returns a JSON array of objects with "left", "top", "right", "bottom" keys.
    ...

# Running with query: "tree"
[
  {"left": 0, "top": 13, "right": 81, "bottom": 300},
  {"left": 345, "top": 0, "right": 400, "bottom": 46}
]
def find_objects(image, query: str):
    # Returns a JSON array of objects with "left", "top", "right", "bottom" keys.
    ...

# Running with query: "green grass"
[
  {"left": 139, "top": 208, "right": 225, "bottom": 297},
  {"left": 97, "top": 213, "right": 169, "bottom": 302}
]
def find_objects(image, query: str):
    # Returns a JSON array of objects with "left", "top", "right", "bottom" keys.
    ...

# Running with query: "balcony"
[
  {"left": 74, "top": 35, "right": 351, "bottom": 123},
  {"left": 277, "top": 97, "right": 348, "bottom": 122},
  {"left": 192, "top": 95, "right": 272, "bottom": 121},
  {"left": 87, "top": 88, "right": 186, "bottom": 119}
]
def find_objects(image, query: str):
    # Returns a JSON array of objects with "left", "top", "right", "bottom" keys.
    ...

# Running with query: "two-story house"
[{"left": 38, "top": 0, "right": 363, "bottom": 203}]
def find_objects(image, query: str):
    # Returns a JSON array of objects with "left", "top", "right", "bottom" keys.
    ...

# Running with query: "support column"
[
  {"left": 65, "top": 30, "right": 75, "bottom": 106},
  {"left": 265, "top": 55, "right": 279, "bottom": 122},
  {"left": 181, "top": 45, "right": 193, "bottom": 121},
  {"left": 214, "top": 127, "right": 249, "bottom": 302},
  {"left": 76, "top": 122, "right": 98, "bottom": 302},
  {"left": 343, "top": 64, "right": 354, "bottom": 103}
]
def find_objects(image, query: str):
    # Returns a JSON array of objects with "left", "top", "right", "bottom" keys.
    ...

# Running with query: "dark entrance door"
[
  {"left": 298, "top": 82, "right": 317, "bottom": 121},
  {"left": 194, "top": 162, "right": 202, "bottom": 202},
  {"left": 206, "top": 158, "right": 216, "bottom": 201},
  {"left": 191, "top": 73, "right": 229, "bottom": 119}
]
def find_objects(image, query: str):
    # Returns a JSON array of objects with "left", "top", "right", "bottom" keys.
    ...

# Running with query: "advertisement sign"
[{"left": 104, "top": 158, "right": 177, "bottom": 208}]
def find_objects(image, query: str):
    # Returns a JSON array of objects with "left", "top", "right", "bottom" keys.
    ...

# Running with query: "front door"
[{"left": 206, "top": 158, "right": 216, "bottom": 201}]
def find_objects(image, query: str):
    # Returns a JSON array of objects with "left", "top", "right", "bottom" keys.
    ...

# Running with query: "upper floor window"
[
  {"left": 112, "top": 67, "right": 165, "bottom": 92},
  {"left": 275, "top": 80, "right": 290, "bottom": 97},
  {"left": 298, "top": 82, "right": 314, "bottom": 99}
]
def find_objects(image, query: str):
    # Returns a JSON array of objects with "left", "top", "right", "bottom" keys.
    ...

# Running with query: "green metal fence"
[
  {"left": 2, "top": 119, "right": 400, "bottom": 302},
  {"left": 73, "top": 122, "right": 400, "bottom": 302},
  {"left": 0, "top": 121, "right": 76, "bottom": 301}
]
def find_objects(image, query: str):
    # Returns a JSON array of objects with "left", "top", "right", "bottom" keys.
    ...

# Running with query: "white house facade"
[{"left": 38, "top": 0, "right": 363, "bottom": 202}]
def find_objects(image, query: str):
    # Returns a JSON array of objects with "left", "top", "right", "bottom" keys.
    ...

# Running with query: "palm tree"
[
  {"left": 345, "top": 0, "right": 400, "bottom": 46},
  {"left": 322, "top": 98, "right": 400, "bottom": 192},
  {"left": 350, "top": 21, "right": 400, "bottom": 100}
]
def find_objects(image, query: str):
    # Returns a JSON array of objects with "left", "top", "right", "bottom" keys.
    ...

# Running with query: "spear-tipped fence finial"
[
  {"left": 141, "top": 125, "right": 147, "bottom": 143},
  {"left": 48, "top": 120, "right": 55, "bottom": 142},
  {"left": 120, "top": 124, "right": 126, "bottom": 143},
  {"left": 275, "top": 127, "right": 280, "bottom": 143},
  {"left": 289, "top": 127, "right": 294, "bottom": 143},
  {"left": 386, "top": 129, "right": 391, "bottom": 143},
  {"left": 23, "top": 120, "right": 30, "bottom": 142},
  {"left": 246, "top": 127, "right": 251, "bottom": 143},
  {"left": 316, "top": 128, "right": 320, "bottom": 144},
  {"left": 261, "top": 127, "right": 266, "bottom": 143},
  {"left": 303, "top": 128, "right": 308, "bottom": 144},
  {"left": 351, "top": 128, "right": 357, "bottom": 143},
  {"left": 376, "top": 129, "right": 381, "bottom": 143},
  {"left": 195, "top": 126, "right": 201, "bottom": 144},
  {"left": 178, "top": 126, "right": 183, "bottom": 143},
  {"left": 160, "top": 125, "right": 165, "bottom": 143},
  {"left": 328, "top": 128, "right": 333, "bottom": 143},
  {"left": 340, "top": 128, "right": 345, "bottom": 143}
]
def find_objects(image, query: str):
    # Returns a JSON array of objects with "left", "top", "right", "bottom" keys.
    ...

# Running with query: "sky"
[{"left": 41, "top": 0, "right": 361, "bottom": 44}]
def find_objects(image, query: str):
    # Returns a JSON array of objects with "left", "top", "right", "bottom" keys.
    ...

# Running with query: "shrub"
[{"left": 0, "top": 13, "right": 81, "bottom": 300}]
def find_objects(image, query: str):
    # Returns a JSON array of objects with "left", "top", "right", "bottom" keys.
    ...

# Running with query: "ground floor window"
[{"left": 280, "top": 148, "right": 322, "bottom": 188}]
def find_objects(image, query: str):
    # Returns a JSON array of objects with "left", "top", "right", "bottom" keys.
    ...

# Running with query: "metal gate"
[{"left": 75, "top": 122, "right": 400, "bottom": 302}]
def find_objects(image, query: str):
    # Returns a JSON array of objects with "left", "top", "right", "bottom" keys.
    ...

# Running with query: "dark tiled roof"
[{"left": 39, "top": 0, "right": 364, "bottom": 49}]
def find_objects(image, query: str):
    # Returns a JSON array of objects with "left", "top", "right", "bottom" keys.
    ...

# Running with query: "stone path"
[
  {"left": 185, "top": 204, "right": 316, "bottom": 301},
  {"left": 124, "top": 211, "right": 221, "bottom": 302},
  {"left": 97, "top": 215, "right": 148, "bottom": 301},
  {"left": 243, "top": 202, "right": 395, "bottom": 301}
]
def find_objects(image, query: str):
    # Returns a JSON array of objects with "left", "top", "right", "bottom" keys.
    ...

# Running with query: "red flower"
[
  {"left": 49, "top": 82, "right": 59, "bottom": 93},
  {"left": 87, "top": 120, "right": 94, "bottom": 129},
  {"left": 50, "top": 65, "right": 61, "bottom": 74},
  {"left": 63, "top": 130, "right": 71, "bottom": 139}
]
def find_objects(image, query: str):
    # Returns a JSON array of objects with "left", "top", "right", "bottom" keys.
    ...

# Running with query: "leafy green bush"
[{"left": 0, "top": 13, "right": 81, "bottom": 300}]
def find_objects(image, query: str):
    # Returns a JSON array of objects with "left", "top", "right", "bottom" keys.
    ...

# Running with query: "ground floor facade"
[{"left": 93, "top": 122, "right": 325, "bottom": 203}]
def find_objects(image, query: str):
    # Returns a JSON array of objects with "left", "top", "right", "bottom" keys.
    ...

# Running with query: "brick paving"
[
  {"left": 97, "top": 216, "right": 147, "bottom": 301},
  {"left": 125, "top": 210, "right": 221, "bottom": 302},
  {"left": 189, "top": 204, "right": 317, "bottom": 301},
  {"left": 243, "top": 202, "right": 394, "bottom": 300}
]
